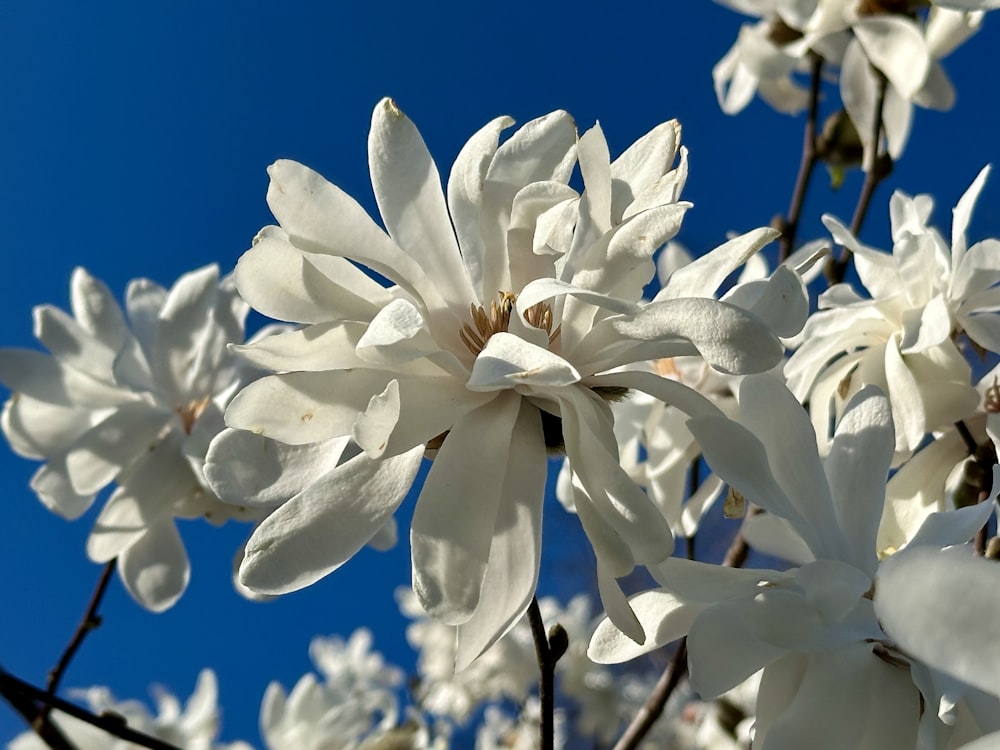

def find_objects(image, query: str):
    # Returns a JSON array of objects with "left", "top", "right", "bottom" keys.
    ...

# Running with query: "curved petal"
[
  {"left": 410, "top": 392, "right": 521, "bottom": 624},
  {"left": 369, "top": 99, "right": 475, "bottom": 309},
  {"left": 239, "top": 445, "right": 425, "bottom": 595},
  {"left": 118, "top": 520, "right": 190, "bottom": 612},
  {"left": 455, "top": 400, "right": 545, "bottom": 669}
]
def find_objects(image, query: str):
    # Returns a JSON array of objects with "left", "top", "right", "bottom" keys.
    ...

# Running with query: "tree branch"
[
  {"left": 0, "top": 667, "right": 182, "bottom": 750},
  {"left": 777, "top": 54, "right": 824, "bottom": 263}
]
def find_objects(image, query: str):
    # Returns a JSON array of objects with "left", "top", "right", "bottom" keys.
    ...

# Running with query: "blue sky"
[{"left": 0, "top": 2, "right": 998, "bottom": 746}]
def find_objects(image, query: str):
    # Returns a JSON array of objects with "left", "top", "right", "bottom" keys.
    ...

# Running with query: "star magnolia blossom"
[
  {"left": 589, "top": 375, "right": 995, "bottom": 748},
  {"left": 785, "top": 167, "right": 999, "bottom": 456},
  {"left": 0, "top": 266, "right": 264, "bottom": 610},
  {"left": 207, "top": 98, "right": 787, "bottom": 665},
  {"left": 260, "top": 630, "right": 409, "bottom": 750}
]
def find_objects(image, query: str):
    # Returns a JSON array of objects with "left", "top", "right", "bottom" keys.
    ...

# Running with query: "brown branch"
[
  {"left": 0, "top": 667, "right": 182, "bottom": 750},
  {"left": 612, "top": 640, "right": 688, "bottom": 750},
  {"left": 777, "top": 54, "right": 825, "bottom": 263},
  {"left": 826, "top": 69, "right": 892, "bottom": 285},
  {"left": 0, "top": 666, "right": 78, "bottom": 750},
  {"left": 36, "top": 561, "right": 116, "bottom": 728},
  {"left": 527, "top": 597, "right": 566, "bottom": 750}
]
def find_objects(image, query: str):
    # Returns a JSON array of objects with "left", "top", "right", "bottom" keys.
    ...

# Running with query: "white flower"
[
  {"left": 0, "top": 266, "right": 264, "bottom": 610},
  {"left": 260, "top": 630, "right": 404, "bottom": 750},
  {"left": 786, "top": 168, "right": 999, "bottom": 455},
  {"left": 208, "top": 98, "right": 785, "bottom": 660},
  {"left": 589, "top": 375, "right": 994, "bottom": 748},
  {"left": 9, "top": 670, "right": 250, "bottom": 750}
]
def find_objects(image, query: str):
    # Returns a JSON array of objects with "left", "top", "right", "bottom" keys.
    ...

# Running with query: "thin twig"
[
  {"left": 955, "top": 419, "right": 978, "bottom": 455},
  {"left": 527, "top": 597, "right": 556, "bottom": 750},
  {"left": 0, "top": 668, "right": 182, "bottom": 750},
  {"left": 827, "top": 69, "right": 891, "bottom": 285},
  {"left": 612, "top": 640, "right": 688, "bottom": 750},
  {"left": 36, "top": 561, "right": 116, "bottom": 728},
  {"left": 778, "top": 54, "right": 824, "bottom": 263}
]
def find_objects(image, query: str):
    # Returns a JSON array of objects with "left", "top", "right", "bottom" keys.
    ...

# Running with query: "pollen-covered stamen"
[
  {"left": 460, "top": 291, "right": 560, "bottom": 355},
  {"left": 176, "top": 395, "right": 211, "bottom": 434}
]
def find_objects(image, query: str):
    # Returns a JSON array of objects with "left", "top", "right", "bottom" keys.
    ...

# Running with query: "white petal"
[
  {"left": 34, "top": 304, "right": 117, "bottom": 381},
  {"left": 588, "top": 589, "right": 701, "bottom": 664},
  {"left": 953, "top": 165, "right": 991, "bottom": 262},
  {"left": 876, "top": 547, "right": 1000, "bottom": 699},
  {"left": 596, "top": 563, "right": 646, "bottom": 646},
  {"left": 70, "top": 267, "right": 128, "bottom": 348},
  {"left": 824, "top": 385, "right": 893, "bottom": 576},
  {"left": 657, "top": 227, "right": 779, "bottom": 301},
  {"left": 369, "top": 99, "right": 475, "bottom": 309},
  {"left": 118, "top": 520, "right": 190, "bottom": 612},
  {"left": 447, "top": 115, "right": 515, "bottom": 298},
  {"left": 239, "top": 446, "right": 425, "bottom": 595},
  {"left": 609, "top": 119, "right": 680, "bottom": 222},
  {"left": 230, "top": 321, "right": 370, "bottom": 372},
  {"left": 722, "top": 265, "right": 809, "bottom": 338},
  {"left": 467, "top": 332, "right": 581, "bottom": 391},
  {"left": 205, "top": 429, "right": 351, "bottom": 507},
  {"left": 454, "top": 399, "right": 545, "bottom": 669},
  {"left": 687, "top": 599, "right": 789, "bottom": 699},
  {"left": 235, "top": 234, "right": 387, "bottom": 324},
  {"left": 64, "top": 404, "right": 171, "bottom": 495},
  {"left": 411, "top": 392, "right": 521, "bottom": 624},
  {"left": 224, "top": 370, "right": 392, "bottom": 445},
  {"left": 0, "top": 348, "right": 128, "bottom": 408},
  {"left": 266, "top": 159, "right": 447, "bottom": 318},
  {"left": 854, "top": 16, "right": 931, "bottom": 99}
]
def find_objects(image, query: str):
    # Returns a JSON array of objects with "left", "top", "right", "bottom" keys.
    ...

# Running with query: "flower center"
[
  {"left": 176, "top": 395, "right": 211, "bottom": 434},
  {"left": 459, "top": 291, "right": 559, "bottom": 356}
]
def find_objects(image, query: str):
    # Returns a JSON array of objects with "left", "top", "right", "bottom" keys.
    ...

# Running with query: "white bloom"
[
  {"left": 0, "top": 266, "right": 264, "bottom": 610},
  {"left": 9, "top": 670, "right": 250, "bottom": 750},
  {"left": 786, "top": 168, "right": 999, "bottom": 455},
  {"left": 208, "top": 98, "right": 785, "bottom": 659},
  {"left": 590, "top": 375, "right": 994, "bottom": 748},
  {"left": 260, "top": 630, "right": 404, "bottom": 750}
]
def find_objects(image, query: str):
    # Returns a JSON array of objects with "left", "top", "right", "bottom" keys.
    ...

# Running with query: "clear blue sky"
[{"left": 0, "top": 2, "right": 997, "bottom": 746}]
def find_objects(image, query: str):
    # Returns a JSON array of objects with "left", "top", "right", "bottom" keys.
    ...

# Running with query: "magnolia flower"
[
  {"left": 557, "top": 241, "right": 815, "bottom": 541},
  {"left": 9, "top": 670, "right": 251, "bottom": 750},
  {"left": 589, "top": 375, "right": 994, "bottom": 747},
  {"left": 839, "top": 6, "right": 984, "bottom": 160},
  {"left": 260, "top": 630, "right": 406, "bottom": 750},
  {"left": 785, "top": 168, "right": 999, "bottom": 455},
  {"left": 208, "top": 98, "right": 786, "bottom": 661},
  {"left": 0, "top": 266, "right": 264, "bottom": 610},
  {"left": 712, "top": 1, "right": 816, "bottom": 115}
]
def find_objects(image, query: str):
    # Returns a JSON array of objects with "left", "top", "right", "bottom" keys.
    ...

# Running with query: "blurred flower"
[
  {"left": 785, "top": 168, "right": 999, "bottom": 456},
  {"left": 0, "top": 266, "right": 266, "bottom": 610},
  {"left": 8, "top": 670, "right": 250, "bottom": 750},
  {"left": 260, "top": 630, "right": 410, "bottom": 750},
  {"left": 209, "top": 98, "right": 786, "bottom": 659}
]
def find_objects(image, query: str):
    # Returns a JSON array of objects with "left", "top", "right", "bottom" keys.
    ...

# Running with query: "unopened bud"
[
  {"left": 548, "top": 623, "right": 569, "bottom": 662},
  {"left": 986, "top": 537, "right": 1000, "bottom": 560}
]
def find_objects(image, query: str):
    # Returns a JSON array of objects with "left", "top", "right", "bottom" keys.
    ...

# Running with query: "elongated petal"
[
  {"left": 656, "top": 227, "right": 779, "bottom": 301},
  {"left": 0, "top": 348, "right": 129, "bottom": 408},
  {"left": 34, "top": 305, "right": 117, "bottom": 381},
  {"left": 369, "top": 99, "right": 475, "bottom": 309},
  {"left": 455, "top": 400, "right": 545, "bottom": 669},
  {"left": 266, "top": 159, "right": 447, "bottom": 317},
  {"left": 824, "top": 386, "right": 894, "bottom": 576},
  {"left": 240, "top": 446, "right": 425, "bottom": 595},
  {"left": 447, "top": 115, "right": 514, "bottom": 298},
  {"left": 235, "top": 234, "right": 386, "bottom": 324},
  {"left": 411, "top": 392, "right": 520, "bottom": 624},
  {"left": 230, "top": 321, "right": 371, "bottom": 372}
]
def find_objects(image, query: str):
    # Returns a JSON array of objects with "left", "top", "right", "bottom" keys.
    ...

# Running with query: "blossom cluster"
[{"left": 4, "top": 7, "right": 1000, "bottom": 745}]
